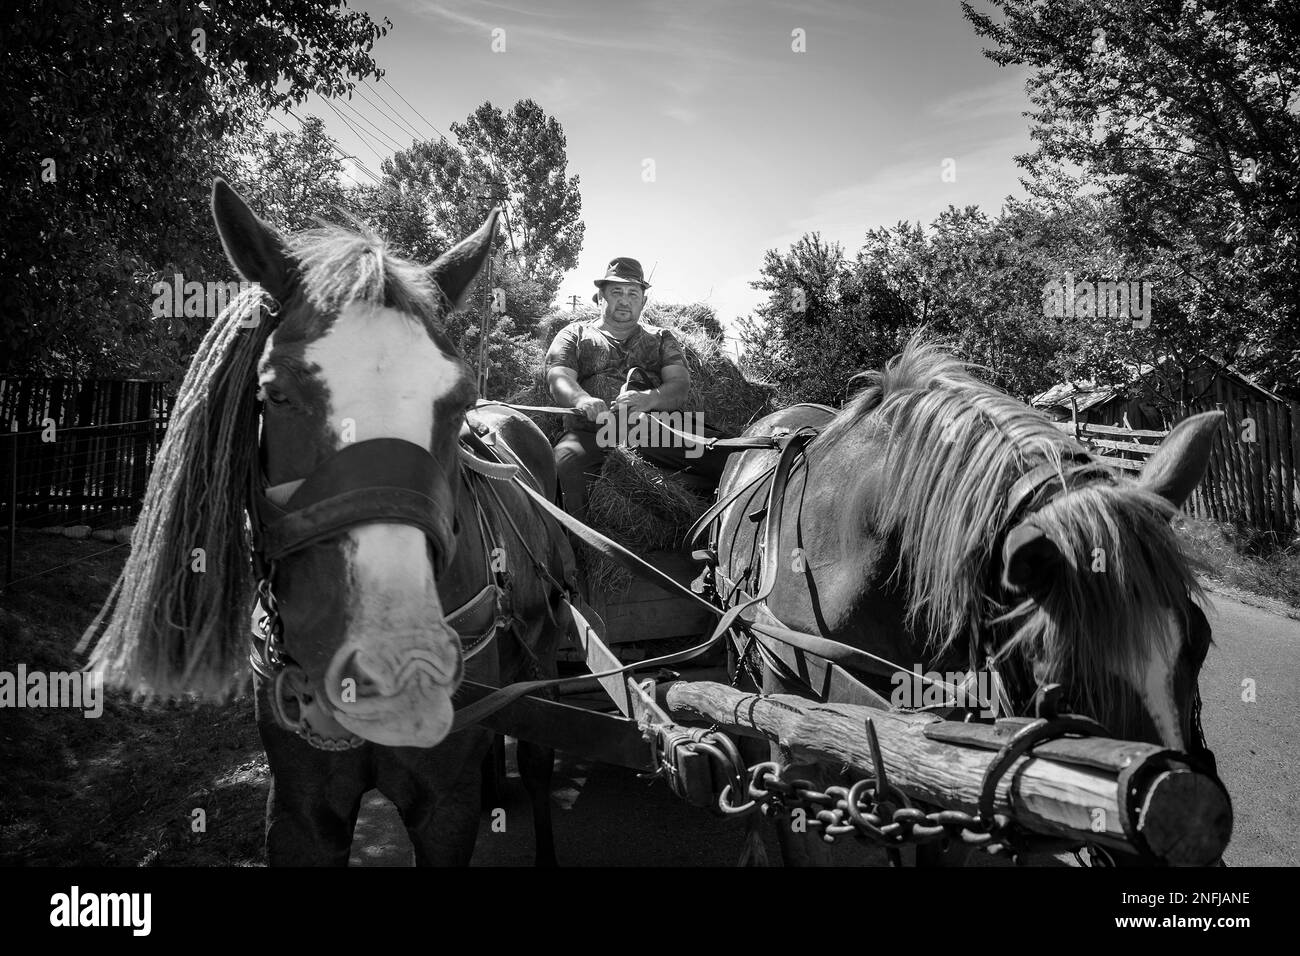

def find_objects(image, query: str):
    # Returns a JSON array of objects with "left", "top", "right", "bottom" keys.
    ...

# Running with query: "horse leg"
[
  {"left": 480, "top": 734, "right": 509, "bottom": 810},
  {"left": 254, "top": 671, "right": 371, "bottom": 866},
  {"left": 759, "top": 667, "right": 834, "bottom": 867},
  {"left": 380, "top": 727, "right": 494, "bottom": 866},
  {"left": 516, "top": 738, "right": 558, "bottom": 867},
  {"left": 735, "top": 734, "right": 771, "bottom": 867}
]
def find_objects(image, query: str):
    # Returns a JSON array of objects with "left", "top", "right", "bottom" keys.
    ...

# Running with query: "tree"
[
  {"left": 237, "top": 116, "right": 350, "bottom": 233},
  {"left": 963, "top": 0, "right": 1300, "bottom": 398},
  {"left": 378, "top": 100, "right": 585, "bottom": 313},
  {"left": 0, "top": 1, "right": 390, "bottom": 379}
]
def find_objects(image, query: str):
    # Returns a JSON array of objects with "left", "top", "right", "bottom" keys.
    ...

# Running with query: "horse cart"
[{"left": 84, "top": 182, "right": 1233, "bottom": 867}]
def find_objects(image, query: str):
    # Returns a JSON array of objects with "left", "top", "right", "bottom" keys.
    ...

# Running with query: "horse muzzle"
[{"left": 318, "top": 624, "right": 465, "bottom": 747}]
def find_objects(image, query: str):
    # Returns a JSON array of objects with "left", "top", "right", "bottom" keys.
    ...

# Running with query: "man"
[{"left": 545, "top": 257, "right": 725, "bottom": 522}]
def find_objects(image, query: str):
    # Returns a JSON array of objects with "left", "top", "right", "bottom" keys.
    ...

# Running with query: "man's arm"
[
  {"left": 614, "top": 363, "right": 690, "bottom": 416},
  {"left": 547, "top": 365, "right": 609, "bottom": 422},
  {"left": 651, "top": 364, "right": 690, "bottom": 410}
]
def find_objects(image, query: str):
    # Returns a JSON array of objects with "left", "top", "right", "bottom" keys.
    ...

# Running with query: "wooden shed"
[{"left": 1032, "top": 357, "right": 1300, "bottom": 535}]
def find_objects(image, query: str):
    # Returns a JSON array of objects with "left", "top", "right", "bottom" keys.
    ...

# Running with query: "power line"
[
  {"left": 284, "top": 106, "right": 383, "bottom": 185},
  {"left": 332, "top": 96, "right": 406, "bottom": 154},
  {"left": 316, "top": 98, "right": 391, "bottom": 173},
  {"left": 355, "top": 81, "right": 426, "bottom": 145},
  {"left": 380, "top": 76, "right": 451, "bottom": 142}
]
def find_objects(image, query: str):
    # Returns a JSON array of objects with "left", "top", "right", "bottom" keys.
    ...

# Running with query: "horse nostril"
[{"left": 339, "top": 650, "right": 390, "bottom": 699}]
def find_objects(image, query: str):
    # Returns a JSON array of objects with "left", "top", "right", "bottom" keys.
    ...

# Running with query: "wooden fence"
[
  {"left": 1054, "top": 403, "right": 1300, "bottom": 534},
  {"left": 0, "top": 378, "right": 173, "bottom": 530}
]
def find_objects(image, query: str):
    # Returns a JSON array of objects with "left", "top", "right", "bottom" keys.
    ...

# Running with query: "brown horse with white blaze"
[
  {"left": 83, "top": 180, "right": 575, "bottom": 865},
  {"left": 714, "top": 342, "right": 1226, "bottom": 865}
]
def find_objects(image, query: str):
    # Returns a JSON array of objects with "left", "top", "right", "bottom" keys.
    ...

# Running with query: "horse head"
[
  {"left": 821, "top": 342, "right": 1220, "bottom": 761},
  {"left": 84, "top": 180, "right": 499, "bottom": 749},
  {"left": 997, "top": 411, "right": 1221, "bottom": 760}
]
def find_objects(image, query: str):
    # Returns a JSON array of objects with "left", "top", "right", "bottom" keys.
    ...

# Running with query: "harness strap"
[
  {"left": 258, "top": 488, "right": 453, "bottom": 570},
  {"left": 450, "top": 428, "right": 924, "bottom": 731},
  {"left": 686, "top": 459, "right": 781, "bottom": 548},
  {"left": 1002, "top": 456, "right": 1111, "bottom": 525},
  {"left": 254, "top": 437, "right": 456, "bottom": 573}
]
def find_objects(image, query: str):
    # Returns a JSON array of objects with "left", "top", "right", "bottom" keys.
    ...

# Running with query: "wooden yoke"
[{"left": 664, "top": 681, "right": 1232, "bottom": 866}]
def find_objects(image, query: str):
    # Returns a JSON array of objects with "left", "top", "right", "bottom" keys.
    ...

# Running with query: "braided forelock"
[{"left": 80, "top": 286, "right": 275, "bottom": 700}]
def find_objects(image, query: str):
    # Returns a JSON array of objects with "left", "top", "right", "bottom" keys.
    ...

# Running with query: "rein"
[{"left": 447, "top": 426, "right": 1015, "bottom": 730}]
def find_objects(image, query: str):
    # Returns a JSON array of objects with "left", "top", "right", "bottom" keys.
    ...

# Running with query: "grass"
[
  {"left": 0, "top": 533, "right": 268, "bottom": 866},
  {"left": 1174, "top": 515, "right": 1300, "bottom": 611}
]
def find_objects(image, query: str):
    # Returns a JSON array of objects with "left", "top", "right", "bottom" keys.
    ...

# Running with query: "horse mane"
[
  {"left": 290, "top": 221, "right": 450, "bottom": 328},
  {"left": 827, "top": 337, "right": 1204, "bottom": 724},
  {"left": 82, "top": 223, "right": 448, "bottom": 700}
]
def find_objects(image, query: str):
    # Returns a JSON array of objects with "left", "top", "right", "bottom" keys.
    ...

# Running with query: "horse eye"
[{"left": 258, "top": 384, "right": 289, "bottom": 406}]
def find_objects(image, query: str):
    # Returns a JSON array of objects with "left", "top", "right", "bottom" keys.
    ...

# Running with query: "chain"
[
  {"left": 255, "top": 564, "right": 287, "bottom": 671},
  {"left": 719, "top": 761, "right": 1021, "bottom": 854}
]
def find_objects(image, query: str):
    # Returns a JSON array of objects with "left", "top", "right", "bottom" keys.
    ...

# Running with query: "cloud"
[{"left": 928, "top": 72, "right": 1031, "bottom": 122}]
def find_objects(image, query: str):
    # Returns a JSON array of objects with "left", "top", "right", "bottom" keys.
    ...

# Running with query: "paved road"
[
  {"left": 350, "top": 593, "right": 1298, "bottom": 866},
  {"left": 1197, "top": 595, "right": 1299, "bottom": 866}
]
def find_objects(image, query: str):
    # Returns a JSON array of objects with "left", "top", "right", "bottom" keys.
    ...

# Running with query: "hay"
[
  {"left": 588, "top": 447, "right": 706, "bottom": 549},
  {"left": 579, "top": 446, "right": 712, "bottom": 599}
]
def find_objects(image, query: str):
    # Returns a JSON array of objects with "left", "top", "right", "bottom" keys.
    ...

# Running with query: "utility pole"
[{"left": 566, "top": 294, "right": 580, "bottom": 311}]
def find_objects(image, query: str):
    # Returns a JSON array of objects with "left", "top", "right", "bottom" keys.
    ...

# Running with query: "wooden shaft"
[{"left": 664, "top": 681, "right": 1230, "bottom": 866}]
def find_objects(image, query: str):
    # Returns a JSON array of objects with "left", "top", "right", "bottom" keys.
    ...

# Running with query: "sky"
[{"left": 295, "top": 0, "right": 1035, "bottom": 338}]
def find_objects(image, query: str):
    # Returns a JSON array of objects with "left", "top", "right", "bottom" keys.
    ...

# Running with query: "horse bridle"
[
  {"left": 251, "top": 437, "right": 457, "bottom": 574},
  {"left": 246, "top": 435, "right": 461, "bottom": 747}
]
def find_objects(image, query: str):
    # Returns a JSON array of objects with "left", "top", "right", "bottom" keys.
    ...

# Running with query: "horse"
[
  {"left": 82, "top": 180, "right": 576, "bottom": 866},
  {"left": 710, "top": 340, "right": 1224, "bottom": 866}
]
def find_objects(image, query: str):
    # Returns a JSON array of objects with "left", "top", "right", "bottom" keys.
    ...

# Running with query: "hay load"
[{"left": 514, "top": 304, "right": 775, "bottom": 596}]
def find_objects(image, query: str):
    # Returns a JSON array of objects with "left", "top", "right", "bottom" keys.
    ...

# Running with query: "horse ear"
[
  {"left": 1139, "top": 411, "right": 1224, "bottom": 509},
  {"left": 429, "top": 207, "right": 500, "bottom": 309},
  {"left": 1001, "top": 523, "right": 1064, "bottom": 598},
  {"left": 211, "top": 178, "right": 293, "bottom": 302}
]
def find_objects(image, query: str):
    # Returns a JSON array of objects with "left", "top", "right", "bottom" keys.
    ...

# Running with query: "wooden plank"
[
  {"left": 1077, "top": 421, "right": 1169, "bottom": 439},
  {"left": 599, "top": 596, "right": 713, "bottom": 645},
  {"left": 563, "top": 599, "right": 634, "bottom": 717},
  {"left": 595, "top": 549, "right": 714, "bottom": 644},
  {"left": 665, "top": 681, "right": 1231, "bottom": 866},
  {"left": 1084, "top": 436, "right": 1160, "bottom": 455},
  {"left": 1248, "top": 399, "right": 1266, "bottom": 530},
  {"left": 1225, "top": 398, "right": 1252, "bottom": 525},
  {"left": 1267, "top": 400, "right": 1286, "bottom": 531},
  {"left": 1097, "top": 455, "right": 1143, "bottom": 472}
]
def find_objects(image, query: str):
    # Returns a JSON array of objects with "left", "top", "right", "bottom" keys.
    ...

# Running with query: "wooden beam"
[
  {"left": 664, "top": 681, "right": 1231, "bottom": 866},
  {"left": 1085, "top": 437, "right": 1160, "bottom": 455},
  {"left": 1078, "top": 421, "right": 1169, "bottom": 439}
]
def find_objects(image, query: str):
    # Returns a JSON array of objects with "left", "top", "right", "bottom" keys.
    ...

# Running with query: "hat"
[{"left": 593, "top": 257, "right": 650, "bottom": 291}]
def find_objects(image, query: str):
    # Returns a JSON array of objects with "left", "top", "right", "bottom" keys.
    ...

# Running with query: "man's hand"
[
  {"left": 574, "top": 394, "right": 611, "bottom": 423},
  {"left": 613, "top": 387, "right": 656, "bottom": 421}
]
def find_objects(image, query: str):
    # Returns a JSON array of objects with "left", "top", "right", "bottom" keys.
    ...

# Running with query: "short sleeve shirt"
[{"left": 544, "top": 321, "right": 687, "bottom": 431}]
